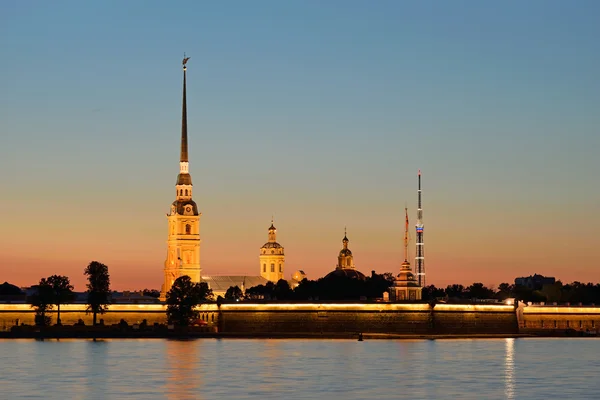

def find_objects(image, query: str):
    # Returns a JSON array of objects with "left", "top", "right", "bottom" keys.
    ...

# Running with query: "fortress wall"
[
  {"left": 520, "top": 305, "right": 600, "bottom": 333},
  {"left": 432, "top": 305, "right": 518, "bottom": 334},
  {"left": 8, "top": 303, "right": 595, "bottom": 336},
  {"left": 0, "top": 304, "right": 220, "bottom": 330},
  {"left": 218, "top": 303, "right": 432, "bottom": 334}
]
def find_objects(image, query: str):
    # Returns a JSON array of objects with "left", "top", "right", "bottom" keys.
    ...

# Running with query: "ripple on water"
[{"left": 0, "top": 338, "right": 599, "bottom": 399}]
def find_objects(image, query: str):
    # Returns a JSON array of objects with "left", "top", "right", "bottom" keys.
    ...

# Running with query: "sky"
[{"left": 1, "top": 0, "right": 599, "bottom": 291}]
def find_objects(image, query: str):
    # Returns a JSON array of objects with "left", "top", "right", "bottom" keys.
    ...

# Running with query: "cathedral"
[
  {"left": 160, "top": 57, "right": 201, "bottom": 301},
  {"left": 160, "top": 57, "right": 422, "bottom": 301}
]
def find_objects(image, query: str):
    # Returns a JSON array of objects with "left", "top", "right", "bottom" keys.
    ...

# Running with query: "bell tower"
[
  {"left": 160, "top": 56, "right": 202, "bottom": 301},
  {"left": 259, "top": 220, "right": 285, "bottom": 282}
]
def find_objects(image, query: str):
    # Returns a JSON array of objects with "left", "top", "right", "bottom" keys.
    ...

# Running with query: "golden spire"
[{"left": 404, "top": 207, "right": 409, "bottom": 262}]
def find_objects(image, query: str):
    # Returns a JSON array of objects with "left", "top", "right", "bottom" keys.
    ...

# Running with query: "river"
[{"left": 1, "top": 338, "right": 599, "bottom": 399}]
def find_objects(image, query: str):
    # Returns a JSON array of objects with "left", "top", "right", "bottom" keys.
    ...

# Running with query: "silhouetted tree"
[
  {"left": 274, "top": 279, "right": 293, "bottom": 300},
  {"left": 224, "top": 285, "right": 244, "bottom": 301},
  {"left": 422, "top": 285, "right": 446, "bottom": 301},
  {"left": 466, "top": 283, "right": 495, "bottom": 299},
  {"left": 84, "top": 261, "right": 111, "bottom": 326},
  {"left": 541, "top": 281, "right": 562, "bottom": 303},
  {"left": 445, "top": 284, "right": 466, "bottom": 299},
  {"left": 47, "top": 275, "right": 74, "bottom": 325},
  {"left": 142, "top": 289, "right": 161, "bottom": 298},
  {"left": 166, "top": 276, "right": 213, "bottom": 326},
  {"left": 30, "top": 278, "right": 54, "bottom": 326},
  {"left": 496, "top": 283, "right": 514, "bottom": 300}
]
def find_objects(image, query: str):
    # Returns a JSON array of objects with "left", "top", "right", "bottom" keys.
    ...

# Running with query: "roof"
[
  {"left": 339, "top": 248, "right": 352, "bottom": 257},
  {"left": 176, "top": 173, "right": 192, "bottom": 185},
  {"left": 202, "top": 276, "right": 268, "bottom": 292},
  {"left": 324, "top": 268, "right": 366, "bottom": 281},
  {"left": 171, "top": 199, "right": 199, "bottom": 215},
  {"left": 261, "top": 242, "right": 283, "bottom": 249}
]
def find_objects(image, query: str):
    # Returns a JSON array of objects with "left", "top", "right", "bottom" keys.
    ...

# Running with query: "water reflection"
[
  {"left": 166, "top": 339, "right": 201, "bottom": 400},
  {"left": 504, "top": 338, "right": 515, "bottom": 400},
  {"left": 86, "top": 340, "right": 109, "bottom": 399}
]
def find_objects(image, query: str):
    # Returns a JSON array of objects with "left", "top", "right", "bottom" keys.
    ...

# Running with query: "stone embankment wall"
[
  {"left": 0, "top": 302, "right": 519, "bottom": 335},
  {"left": 518, "top": 304, "right": 600, "bottom": 334},
  {"left": 217, "top": 303, "right": 517, "bottom": 334}
]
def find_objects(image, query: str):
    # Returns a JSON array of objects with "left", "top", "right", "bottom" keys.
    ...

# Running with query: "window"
[
  {"left": 347, "top": 259, "right": 351, "bottom": 266},
  {"left": 185, "top": 224, "right": 191, "bottom": 234},
  {"left": 185, "top": 189, "right": 188, "bottom": 196},
  {"left": 263, "top": 264, "right": 266, "bottom": 273},
  {"left": 279, "top": 264, "right": 282, "bottom": 273},
  {"left": 271, "top": 264, "right": 275, "bottom": 272}
]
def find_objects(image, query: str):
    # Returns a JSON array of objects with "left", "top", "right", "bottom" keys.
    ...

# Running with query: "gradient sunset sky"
[{"left": 1, "top": 1, "right": 599, "bottom": 291}]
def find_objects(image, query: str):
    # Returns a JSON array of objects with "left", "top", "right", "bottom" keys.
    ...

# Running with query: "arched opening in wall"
[
  {"left": 279, "top": 264, "right": 282, "bottom": 273},
  {"left": 347, "top": 259, "right": 351, "bottom": 266},
  {"left": 271, "top": 264, "right": 275, "bottom": 273},
  {"left": 263, "top": 264, "right": 266, "bottom": 273},
  {"left": 186, "top": 224, "right": 191, "bottom": 234},
  {"left": 185, "top": 189, "right": 188, "bottom": 196},
  {"left": 211, "top": 314, "right": 214, "bottom": 322}
]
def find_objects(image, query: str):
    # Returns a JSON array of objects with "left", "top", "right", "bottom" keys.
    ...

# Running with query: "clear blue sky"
[{"left": 1, "top": 0, "right": 599, "bottom": 289}]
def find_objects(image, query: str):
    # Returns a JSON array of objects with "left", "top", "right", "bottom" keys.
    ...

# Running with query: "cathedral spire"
[
  {"left": 180, "top": 54, "right": 190, "bottom": 165},
  {"left": 404, "top": 207, "right": 409, "bottom": 262},
  {"left": 176, "top": 55, "right": 192, "bottom": 185}
]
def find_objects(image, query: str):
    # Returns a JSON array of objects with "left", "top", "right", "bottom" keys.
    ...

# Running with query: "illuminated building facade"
[
  {"left": 391, "top": 208, "right": 422, "bottom": 301},
  {"left": 160, "top": 56, "right": 201, "bottom": 301},
  {"left": 324, "top": 230, "right": 366, "bottom": 280},
  {"left": 259, "top": 220, "right": 285, "bottom": 282}
]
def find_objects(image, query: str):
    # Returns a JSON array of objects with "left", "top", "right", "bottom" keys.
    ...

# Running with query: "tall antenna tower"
[{"left": 415, "top": 170, "right": 425, "bottom": 287}]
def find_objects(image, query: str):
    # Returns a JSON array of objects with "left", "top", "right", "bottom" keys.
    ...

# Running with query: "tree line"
[{"left": 28, "top": 265, "right": 214, "bottom": 328}]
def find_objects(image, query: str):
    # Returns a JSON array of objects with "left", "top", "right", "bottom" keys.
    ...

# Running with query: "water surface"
[{"left": 1, "top": 338, "right": 599, "bottom": 399}]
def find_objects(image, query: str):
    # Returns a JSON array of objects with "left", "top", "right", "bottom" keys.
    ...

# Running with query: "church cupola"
[{"left": 337, "top": 228, "right": 355, "bottom": 270}]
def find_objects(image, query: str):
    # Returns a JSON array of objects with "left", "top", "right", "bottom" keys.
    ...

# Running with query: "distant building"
[
  {"left": 0, "top": 282, "right": 26, "bottom": 303},
  {"left": 259, "top": 221, "right": 285, "bottom": 282},
  {"left": 515, "top": 274, "right": 556, "bottom": 291},
  {"left": 390, "top": 208, "right": 422, "bottom": 301},
  {"left": 112, "top": 291, "right": 161, "bottom": 304},
  {"left": 290, "top": 270, "right": 307, "bottom": 289},
  {"left": 323, "top": 231, "right": 366, "bottom": 280},
  {"left": 160, "top": 57, "right": 201, "bottom": 300},
  {"left": 201, "top": 276, "right": 269, "bottom": 299}
]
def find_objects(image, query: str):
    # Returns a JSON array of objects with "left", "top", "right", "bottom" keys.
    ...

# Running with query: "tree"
[
  {"left": 445, "top": 284, "right": 466, "bottom": 299},
  {"left": 142, "top": 289, "right": 161, "bottom": 298},
  {"left": 224, "top": 285, "right": 244, "bottom": 301},
  {"left": 166, "top": 276, "right": 213, "bottom": 326},
  {"left": 422, "top": 285, "right": 446, "bottom": 301},
  {"left": 496, "top": 283, "right": 514, "bottom": 300},
  {"left": 274, "top": 279, "right": 293, "bottom": 300},
  {"left": 47, "top": 275, "right": 74, "bottom": 325},
  {"left": 84, "top": 261, "right": 111, "bottom": 326},
  {"left": 30, "top": 278, "right": 54, "bottom": 326},
  {"left": 466, "top": 283, "right": 495, "bottom": 300}
]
